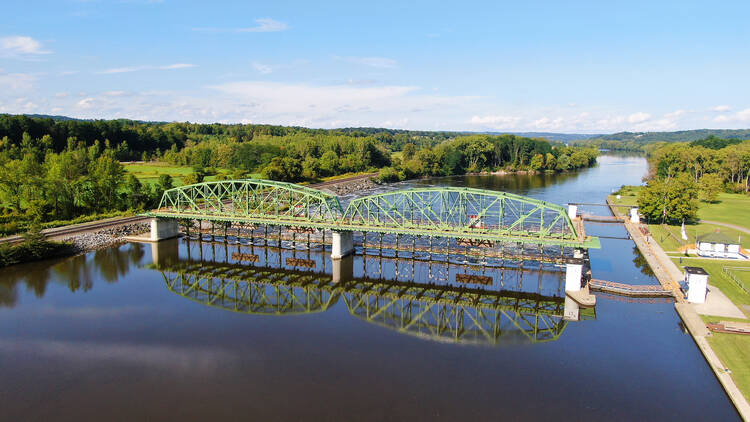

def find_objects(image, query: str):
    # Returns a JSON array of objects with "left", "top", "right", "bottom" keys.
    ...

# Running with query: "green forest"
[
  {"left": 0, "top": 114, "right": 597, "bottom": 236},
  {"left": 636, "top": 138, "right": 750, "bottom": 223},
  {"left": 572, "top": 129, "right": 750, "bottom": 152}
]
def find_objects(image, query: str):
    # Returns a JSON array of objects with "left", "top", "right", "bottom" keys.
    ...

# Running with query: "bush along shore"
[{"left": 0, "top": 222, "right": 150, "bottom": 268}]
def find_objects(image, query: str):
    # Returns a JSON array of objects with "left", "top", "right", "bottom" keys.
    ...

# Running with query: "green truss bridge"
[{"left": 144, "top": 179, "right": 600, "bottom": 254}]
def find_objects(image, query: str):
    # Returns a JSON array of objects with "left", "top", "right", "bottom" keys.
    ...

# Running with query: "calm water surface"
[{"left": 0, "top": 155, "right": 740, "bottom": 421}]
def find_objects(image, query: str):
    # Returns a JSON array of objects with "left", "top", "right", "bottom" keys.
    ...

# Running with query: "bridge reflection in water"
[{"left": 151, "top": 239, "right": 594, "bottom": 345}]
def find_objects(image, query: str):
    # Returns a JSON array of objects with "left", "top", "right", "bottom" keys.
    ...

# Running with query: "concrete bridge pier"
[
  {"left": 150, "top": 218, "right": 180, "bottom": 241},
  {"left": 565, "top": 263, "right": 583, "bottom": 292},
  {"left": 331, "top": 230, "right": 354, "bottom": 259}
]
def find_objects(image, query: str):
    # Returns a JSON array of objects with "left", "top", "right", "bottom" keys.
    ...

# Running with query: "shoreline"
[{"left": 606, "top": 196, "right": 750, "bottom": 419}]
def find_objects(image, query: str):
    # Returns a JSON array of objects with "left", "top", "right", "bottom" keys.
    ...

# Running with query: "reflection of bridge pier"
[
  {"left": 332, "top": 254, "right": 353, "bottom": 283},
  {"left": 151, "top": 240, "right": 597, "bottom": 345},
  {"left": 151, "top": 237, "right": 179, "bottom": 268}
]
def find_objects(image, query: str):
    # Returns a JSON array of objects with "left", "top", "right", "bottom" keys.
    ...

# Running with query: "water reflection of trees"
[
  {"left": 631, "top": 246, "right": 655, "bottom": 277},
  {"left": 415, "top": 170, "right": 584, "bottom": 196},
  {"left": 0, "top": 243, "right": 145, "bottom": 308}
]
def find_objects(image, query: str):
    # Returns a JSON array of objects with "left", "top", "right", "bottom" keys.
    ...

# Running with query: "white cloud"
[
  {"left": 530, "top": 117, "right": 565, "bottom": 130},
  {"left": 98, "top": 63, "right": 196, "bottom": 74},
  {"left": 159, "top": 63, "right": 195, "bottom": 70},
  {"left": 252, "top": 62, "right": 274, "bottom": 74},
  {"left": 77, "top": 97, "right": 95, "bottom": 108},
  {"left": 711, "top": 105, "right": 731, "bottom": 112},
  {"left": 103, "top": 90, "right": 127, "bottom": 96},
  {"left": 469, "top": 114, "right": 521, "bottom": 129},
  {"left": 714, "top": 108, "right": 750, "bottom": 123},
  {"left": 344, "top": 56, "right": 398, "bottom": 69},
  {"left": 627, "top": 112, "right": 651, "bottom": 123},
  {"left": 0, "top": 339, "right": 240, "bottom": 373},
  {"left": 239, "top": 18, "right": 288, "bottom": 32},
  {"left": 664, "top": 110, "right": 686, "bottom": 119},
  {"left": 0, "top": 35, "right": 50, "bottom": 57},
  {"left": 0, "top": 69, "right": 35, "bottom": 90},
  {"left": 194, "top": 18, "right": 288, "bottom": 33}
]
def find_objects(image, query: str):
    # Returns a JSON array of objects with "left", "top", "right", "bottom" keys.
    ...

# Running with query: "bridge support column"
[
  {"left": 568, "top": 204, "right": 578, "bottom": 220},
  {"left": 332, "top": 255, "right": 354, "bottom": 283},
  {"left": 150, "top": 218, "right": 179, "bottom": 241},
  {"left": 331, "top": 230, "right": 354, "bottom": 259},
  {"left": 565, "top": 263, "right": 583, "bottom": 292}
]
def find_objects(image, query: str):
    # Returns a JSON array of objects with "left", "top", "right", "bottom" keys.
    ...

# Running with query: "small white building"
[
  {"left": 696, "top": 231, "right": 743, "bottom": 259},
  {"left": 684, "top": 266, "right": 709, "bottom": 304}
]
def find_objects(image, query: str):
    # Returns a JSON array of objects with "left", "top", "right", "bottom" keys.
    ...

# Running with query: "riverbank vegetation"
[
  {"left": 377, "top": 135, "right": 598, "bottom": 182},
  {"left": 630, "top": 137, "right": 750, "bottom": 223},
  {"left": 0, "top": 228, "right": 72, "bottom": 267},
  {"left": 0, "top": 114, "right": 598, "bottom": 237},
  {"left": 571, "top": 130, "right": 750, "bottom": 152}
]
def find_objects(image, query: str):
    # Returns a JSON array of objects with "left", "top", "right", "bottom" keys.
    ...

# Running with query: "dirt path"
[{"left": 700, "top": 219, "right": 750, "bottom": 235}]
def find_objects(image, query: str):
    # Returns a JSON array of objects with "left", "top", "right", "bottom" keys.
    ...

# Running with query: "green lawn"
[
  {"left": 700, "top": 314, "right": 750, "bottom": 403},
  {"left": 698, "top": 192, "right": 750, "bottom": 230},
  {"left": 123, "top": 162, "right": 239, "bottom": 186},
  {"left": 650, "top": 222, "right": 750, "bottom": 252},
  {"left": 672, "top": 257, "right": 750, "bottom": 313}
]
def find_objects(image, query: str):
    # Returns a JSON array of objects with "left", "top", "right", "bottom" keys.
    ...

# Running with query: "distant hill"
[
  {"left": 5, "top": 114, "right": 749, "bottom": 145},
  {"left": 491, "top": 132, "right": 601, "bottom": 142},
  {"left": 24, "top": 114, "right": 82, "bottom": 121},
  {"left": 596, "top": 129, "right": 750, "bottom": 143}
]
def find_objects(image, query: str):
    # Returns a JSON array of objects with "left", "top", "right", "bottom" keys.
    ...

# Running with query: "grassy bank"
[
  {"left": 672, "top": 258, "right": 750, "bottom": 313},
  {"left": 0, "top": 237, "right": 74, "bottom": 267},
  {"left": 610, "top": 186, "right": 750, "bottom": 252},
  {"left": 701, "top": 315, "right": 750, "bottom": 403},
  {"left": 699, "top": 193, "right": 750, "bottom": 229},
  {"left": 123, "top": 162, "right": 244, "bottom": 186}
]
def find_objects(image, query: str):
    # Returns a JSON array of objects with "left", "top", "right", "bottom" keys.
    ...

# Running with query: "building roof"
[
  {"left": 684, "top": 266, "right": 709, "bottom": 276},
  {"left": 696, "top": 231, "right": 738, "bottom": 245}
]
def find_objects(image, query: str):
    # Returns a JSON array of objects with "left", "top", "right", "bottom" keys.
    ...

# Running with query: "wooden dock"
[{"left": 589, "top": 279, "right": 674, "bottom": 297}]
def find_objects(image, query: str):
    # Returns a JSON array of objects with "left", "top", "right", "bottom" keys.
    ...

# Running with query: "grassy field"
[
  {"left": 672, "top": 257, "right": 750, "bottom": 313},
  {"left": 700, "top": 314, "right": 750, "bottom": 403},
  {"left": 699, "top": 192, "right": 750, "bottom": 229},
  {"left": 650, "top": 223, "right": 750, "bottom": 252},
  {"left": 610, "top": 186, "right": 750, "bottom": 251},
  {"left": 123, "top": 162, "right": 251, "bottom": 186}
]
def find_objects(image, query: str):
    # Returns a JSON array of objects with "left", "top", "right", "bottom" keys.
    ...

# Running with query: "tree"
[
  {"left": 698, "top": 173, "right": 722, "bottom": 203},
  {"left": 637, "top": 173, "right": 698, "bottom": 223},
  {"left": 125, "top": 174, "right": 147, "bottom": 210},
  {"left": 318, "top": 151, "right": 339, "bottom": 176},
  {"left": 89, "top": 154, "right": 125, "bottom": 211},
  {"left": 530, "top": 154, "right": 544, "bottom": 171},
  {"left": 157, "top": 174, "right": 174, "bottom": 193},
  {"left": 544, "top": 153, "right": 556, "bottom": 170},
  {"left": 402, "top": 143, "right": 417, "bottom": 160},
  {"left": 556, "top": 154, "right": 570, "bottom": 171},
  {"left": 0, "top": 160, "right": 24, "bottom": 211}
]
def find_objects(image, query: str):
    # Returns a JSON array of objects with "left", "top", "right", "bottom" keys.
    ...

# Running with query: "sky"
[{"left": 1, "top": 0, "right": 750, "bottom": 133}]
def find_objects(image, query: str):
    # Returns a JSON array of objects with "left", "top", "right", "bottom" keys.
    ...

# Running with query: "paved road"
[{"left": 700, "top": 219, "right": 750, "bottom": 235}]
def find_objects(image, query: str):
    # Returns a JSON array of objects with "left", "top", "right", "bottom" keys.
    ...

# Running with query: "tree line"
[
  {"left": 637, "top": 137, "right": 750, "bottom": 223},
  {"left": 378, "top": 135, "right": 598, "bottom": 182},
  {"left": 0, "top": 114, "right": 598, "bottom": 235}
]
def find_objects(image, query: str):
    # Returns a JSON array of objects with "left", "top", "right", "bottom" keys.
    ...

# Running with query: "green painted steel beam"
[{"left": 147, "top": 179, "right": 600, "bottom": 249}]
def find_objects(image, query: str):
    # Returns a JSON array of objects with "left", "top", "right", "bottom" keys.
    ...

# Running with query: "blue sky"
[{"left": 1, "top": 0, "right": 750, "bottom": 132}]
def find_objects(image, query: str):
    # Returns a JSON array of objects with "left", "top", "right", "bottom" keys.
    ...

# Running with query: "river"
[{"left": 0, "top": 155, "right": 740, "bottom": 421}]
